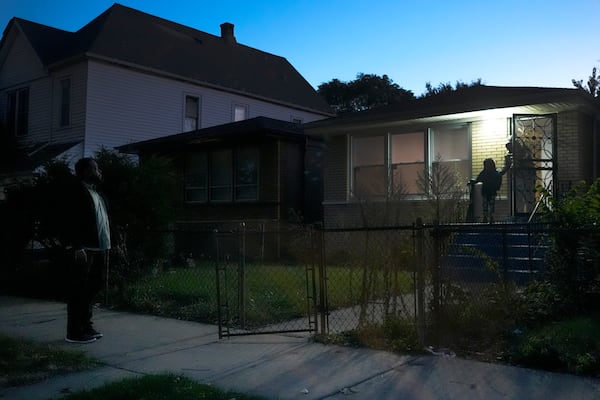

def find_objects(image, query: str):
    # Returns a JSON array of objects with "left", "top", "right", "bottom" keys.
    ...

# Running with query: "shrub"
[{"left": 541, "top": 179, "right": 600, "bottom": 314}]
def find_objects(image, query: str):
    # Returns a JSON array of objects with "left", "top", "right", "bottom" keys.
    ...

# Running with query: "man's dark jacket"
[{"left": 62, "top": 180, "right": 109, "bottom": 250}]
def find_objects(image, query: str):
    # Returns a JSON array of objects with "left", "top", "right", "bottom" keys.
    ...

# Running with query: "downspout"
[{"left": 49, "top": 77, "right": 54, "bottom": 143}]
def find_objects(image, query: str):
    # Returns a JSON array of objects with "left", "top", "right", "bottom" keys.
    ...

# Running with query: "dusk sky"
[{"left": 2, "top": 0, "right": 598, "bottom": 96}]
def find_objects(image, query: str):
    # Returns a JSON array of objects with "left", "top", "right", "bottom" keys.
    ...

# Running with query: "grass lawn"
[
  {"left": 0, "top": 334, "right": 99, "bottom": 388},
  {"left": 119, "top": 263, "right": 414, "bottom": 327},
  {"left": 58, "top": 374, "right": 266, "bottom": 400}
]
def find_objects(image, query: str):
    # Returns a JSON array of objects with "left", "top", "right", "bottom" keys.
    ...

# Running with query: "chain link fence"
[{"left": 101, "top": 220, "right": 598, "bottom": 352}]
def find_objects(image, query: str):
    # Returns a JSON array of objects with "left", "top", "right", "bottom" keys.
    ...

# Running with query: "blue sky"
[{"left": 2, "top": 0, "right": 598, "bottom": 96}]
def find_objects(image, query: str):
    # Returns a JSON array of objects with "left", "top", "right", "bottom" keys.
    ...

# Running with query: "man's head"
[{"left": 75, "top": 157, "right": 102, "bottom": 184}]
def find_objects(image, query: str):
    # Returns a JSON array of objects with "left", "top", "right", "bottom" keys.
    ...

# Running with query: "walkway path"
[{"left": 1, "top": 295, "right": 599, "bottom": 400}]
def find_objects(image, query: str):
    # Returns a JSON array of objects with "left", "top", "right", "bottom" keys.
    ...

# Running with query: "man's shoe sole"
[{"left": 65, "top": 336, "right": 97, "bottom": 344}]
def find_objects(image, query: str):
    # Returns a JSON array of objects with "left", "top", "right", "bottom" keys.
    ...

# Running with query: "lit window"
[
  {"left": 351, "top": 132, "right": 426, "bottom": 198},
  {"left": 6, "top": 87, "right": 29, "bottom": 136},
  {"left": 233, "top": 104, "right": 247, "bottom": 122},
  {"left": 352, "top": 135, "right": 385, "bottom": 197},
  {"left": 184, "top": 96, "right": 200, "bottom": 131},
  {"left": 60, "top": 79, "right": 71, "bottom": 127},
  {"left": 391, "top": 132, "right": 425, "bottom": 194},
  {"left": 429, "top": 125, "right": 471, "bottom": 183}
]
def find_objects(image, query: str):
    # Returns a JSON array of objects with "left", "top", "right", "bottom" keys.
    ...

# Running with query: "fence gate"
[
  {"left": 511, "top": 114, "right": 556, "bottom": 217},
  {"left": 214, "top": 225, "right": 319, "bottom": 338}
]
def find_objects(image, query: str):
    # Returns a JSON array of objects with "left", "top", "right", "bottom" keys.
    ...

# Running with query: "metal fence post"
[
  {"left": 238, "top": 222, "right": 246, "bottom": 329},
  {"left": 431, "top": 221, "right": 441, "bottom": 345},
  {"left": 318, "top": 227, "right": 328, "bottom": 335},
  {"left": 214, "top": 229, "right": 223, "bottom": 339},
  {"left": 415, "top": 218, "right": 426, "bottom": 347}
]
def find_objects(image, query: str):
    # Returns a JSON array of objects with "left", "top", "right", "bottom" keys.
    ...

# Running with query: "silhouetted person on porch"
[{"left": 476, "top": 158, "right": 506, "bottom": 223}]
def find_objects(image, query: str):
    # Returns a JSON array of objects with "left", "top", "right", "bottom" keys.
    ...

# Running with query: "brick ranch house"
[{"left": 305, "top": 85, "right": 600, "bottom": 227}]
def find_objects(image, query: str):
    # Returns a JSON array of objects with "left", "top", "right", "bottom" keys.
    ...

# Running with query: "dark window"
[
  {"left": 210, "top": 149, "right": 233, "bottom": 201},
  {"left": 6, "top": 88, "right": 29, "bottom": 136},
  {"left": 185, "top": 152, "right": 208, "bottom": 202},
  {"left": 60, "top": 79, "right": 71, "bottom": 127},
  {"left": 185, "top": 147, "right": 259, "bottom": 203},
  {"left": 235, "top": 147, "right": 258, "bottom": 200}
]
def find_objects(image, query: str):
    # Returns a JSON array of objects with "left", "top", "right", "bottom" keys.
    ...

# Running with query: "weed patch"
[
  {"left": 58, "top": 373, "right": 265, "bottom": 399},
  {"left": 0, "top": 334, "right": 99, "bottom": 388}
]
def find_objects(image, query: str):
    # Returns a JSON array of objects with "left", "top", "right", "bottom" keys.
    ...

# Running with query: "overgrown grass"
[
  {"left": 57, "top": 374, "right": 265, "bottom": 400},
  {"left": 315, "top": 281, "right": 600, "bottom": 378},
  {"left": 511, "top": 313, "right": 600, "bottom": 376},
  {"left": 116, "top": 263, "right": 413, "bottom": 327},
  {"left": 315, "top": 316, "right": 421, "bottom": 354},
  {"left": 0, "top": 334, "right": 100, "bottom": 388}
]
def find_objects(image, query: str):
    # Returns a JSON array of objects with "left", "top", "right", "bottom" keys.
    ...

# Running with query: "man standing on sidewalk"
[{"left": 63, "top": 157, "right": 110, "bottom": 344}]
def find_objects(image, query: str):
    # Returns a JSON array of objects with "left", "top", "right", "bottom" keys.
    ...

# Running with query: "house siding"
[
  {"left": 323, "top": 134, "right": 348, "bottom": 203},
  {"left": 556, "top": 110, "right": 592, "bottom": 190},
  {"left": 50, "top": 63, "right": 87, "bottom": 145},
  {"left": 0, "top": 29, "right": 53, "bottom": 146},
  {"left": 84, "top": 60, "right": 327, "bottom": 157},
  {"left": 0, "top": 29, "right": 46, "bottom": 89}
]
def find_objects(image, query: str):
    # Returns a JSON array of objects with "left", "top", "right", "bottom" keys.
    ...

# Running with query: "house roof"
[
  {"left": 117, "top": 116, "right": 309, "bottom": 154},
  {"left": 305, "top": 85, "right": 600, "bottom": 132},
  {"left": 0, "top": 140, "right": 82, "bottom": 175},
  {"left": 4, "top": 3, "right": 332, "bottom": 115}
]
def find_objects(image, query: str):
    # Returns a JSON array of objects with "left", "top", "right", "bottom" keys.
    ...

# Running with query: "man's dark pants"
[{"left": 67, "top": 250, "right": 107, "bottom": 336}]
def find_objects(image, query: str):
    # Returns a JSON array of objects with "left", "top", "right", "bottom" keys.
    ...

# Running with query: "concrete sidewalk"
[{"left": 1, "top": 296, "right": 599, "bottom": 400}]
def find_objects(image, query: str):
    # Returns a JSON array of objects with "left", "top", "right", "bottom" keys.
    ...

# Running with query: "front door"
[{"left": 511, "top": 114, "right": 556, "bottom": 218}]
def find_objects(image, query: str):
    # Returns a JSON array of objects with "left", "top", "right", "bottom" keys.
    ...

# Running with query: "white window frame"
[
  {"left": 350, "top": 128, "right": 471, "bottom": 200},
  {"left": 183, "top": 94, "right": 201, "bottom": 132},
  {"left": 233, "top": 103, "right": 248, "bottom": 122},
  {"left": 428, "top": 123, "right": 471, "bottom": 184}
]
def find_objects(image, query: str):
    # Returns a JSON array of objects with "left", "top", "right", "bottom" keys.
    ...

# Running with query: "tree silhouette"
[
  {"left": 317, "top": 73, "right": 415, "bottom": 114},
  {"left": 572, "top": 67, "right": 599, "bottom": 98}
]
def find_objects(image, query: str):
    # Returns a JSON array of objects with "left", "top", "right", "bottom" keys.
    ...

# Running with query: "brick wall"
[
  {"left": 323, "top": 134, "right": 348, "bottom": 202},
  {"left": 471, "top": 118, "right": 510, "bottom": 198},
  {"left": 556, "top": 110, "right": 582, "bottom": 184}
]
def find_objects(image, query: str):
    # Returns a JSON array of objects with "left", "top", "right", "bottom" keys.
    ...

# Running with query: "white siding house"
[{"left": 0, "top": 3, "right": 332, "bottom": 172}]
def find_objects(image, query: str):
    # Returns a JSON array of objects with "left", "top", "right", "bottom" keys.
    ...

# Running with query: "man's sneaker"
[
  {"left": 84, "top": 327, "right": 103, "bottom": 339},
  {"left": 65, "top": 333, "right": 97, "bottom": 344}
]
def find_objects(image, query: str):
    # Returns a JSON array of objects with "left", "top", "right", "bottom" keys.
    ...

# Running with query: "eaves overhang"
[{"left": 306, "top": 99, "right": 593, "bottom": 136}]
